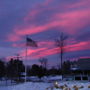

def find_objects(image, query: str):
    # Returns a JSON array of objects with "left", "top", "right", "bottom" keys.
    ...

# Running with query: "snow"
[
  {"left": 0, "top": 76, "right": 90, "bottom": 90},
  {"left": 0, "top": 80, "right": 16, "bottom": 86},
  {"left": 41, "top": 76, "right": 62, "bottom": 82},
  {"left": 0, "top": 82, "right": 50, "bottom": 90},
  {"left": 47, "top": 76, "right": 62, "bottom": 81},
  {"left": 0, "top": 81, "right": 90, "bottom": 90}
]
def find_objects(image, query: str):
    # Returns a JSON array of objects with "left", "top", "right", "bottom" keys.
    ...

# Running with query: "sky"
[{"left": 0, "top": 0, "right": 90, "bottom": 67}]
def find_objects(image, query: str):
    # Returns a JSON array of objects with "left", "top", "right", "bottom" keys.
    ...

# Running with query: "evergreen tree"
[{"left": 6, "top": 58, "right": 25, "bottom": 82}]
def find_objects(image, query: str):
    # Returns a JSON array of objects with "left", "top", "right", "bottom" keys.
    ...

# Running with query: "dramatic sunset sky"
[{"left": 0, "top": 0, "right": 90, "bottom": 67}]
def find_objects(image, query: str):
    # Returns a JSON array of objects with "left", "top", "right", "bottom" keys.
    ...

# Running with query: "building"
[
  {"left": 71, "top": 58, "right": 90, "bottom": 71},
  {"left": 70, "top": 58, "right": 90, "bottom": 80},
  {"left": 77, "top": 58, "right": 90, "bottom": 70}
]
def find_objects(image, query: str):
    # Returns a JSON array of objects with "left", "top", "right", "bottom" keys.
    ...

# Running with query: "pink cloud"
[
  {"left": 24, "top": 9, "right": 41, "bottom": 22},
  {"left": 79, "top": 56, "right": 90, "bottom": 59},
  {"left": 38, "top": 41, "right": 55, "bottom": 47},
  {"left": 10, "top": 8, "right": 89, "bottom": 41},
  {"left": 7, "top": 0, "right": 90, "bottom": 42},
  {"left": 66, "top": 41, "right": 90, "bottom": 52},
  {"left": 43, "top": 0, "right": 53, "bottom": 5},
  {"left": 53, "top": 9, "right": 90, "bottom": 34},
  {"left": 24, "top": 0, "right": 54, "bottom": 22},
  {"left": 65, "top": 0, "right": 90, "bottom": 9},
  {"left": 35, "top": 41, "right": 90, "bottom": 58},
  {"left": 18, "top": 40, "right": 90, "bottom": 60},
  {"left": 12, "top": 43, "right": 25, "bottom": 48},
  {"left": 20, "top": 48, "right": 47, "bottom": 59},
  {"left": 6, "top": 33, "right": 21, "bottom": 42}
]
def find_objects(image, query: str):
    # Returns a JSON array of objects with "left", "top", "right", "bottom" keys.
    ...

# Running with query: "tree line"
[
  {"left": 0, "top": 58, "right": 25, "bottom": 82},
  {"left": 0, "top": 57, "right": 72, "bottom": 82}
]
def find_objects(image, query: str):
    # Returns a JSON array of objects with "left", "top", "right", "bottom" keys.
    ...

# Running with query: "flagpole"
[
  {"left": 24, "top": 35, "right": 38, "bottom": 82},
  {"left": 25, "top": 35, "right": 28, "bottom": 82}
]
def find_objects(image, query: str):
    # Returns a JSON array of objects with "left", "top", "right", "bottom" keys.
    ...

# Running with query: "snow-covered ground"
[
  {"left": 0, "top": 76, "right": 90, "bottom": 90},
  {"left": 0, "top": 81, "right": 90, "bottom": 90}
]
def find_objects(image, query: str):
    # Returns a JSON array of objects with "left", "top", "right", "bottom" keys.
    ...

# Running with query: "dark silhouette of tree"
[
  {"left": 38, "top": 57, "right": 48, "bottom": 69},
  {"left": 14, "top": 59, "right": 25, "bottom": 81},
  {"left": 6, "top": 58, "right": 15, "bottom": 82},
  {"left": 47, "top": 66, "right": 59, "bottom": 76},
  {"left": 55, "top": 32, "right": 68, "bottom": 79},
  {"left": 38, "top": 66, "right": 46, "bottom": 78},
  {"left": 27, "top": 65, "right": 31, "bottom": 76},
  {"left": 6, "top": 58, "right": 25, "bottom": 82},
  {"left": 0, "top": 60, "right": 5, "bottom": 79},
  {"left": 30, "top": 64, "right": 45, "bottom": 78},
  {"left": 30, "top": 64, "right": 40, "bottom": 76},
  {"left": 62, "top": 60, "right": 71, "bottom": 75}
]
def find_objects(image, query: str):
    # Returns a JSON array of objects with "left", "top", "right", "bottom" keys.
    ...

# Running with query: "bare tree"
[
  {"left": 38, "top": 57, "right": 48, "bottom": 69},
  {"left": 39, "top": 58, "right": 43, "bottom": 66},
  {"left": 55, "top": 32, "right": 68, "bottom": 79}
]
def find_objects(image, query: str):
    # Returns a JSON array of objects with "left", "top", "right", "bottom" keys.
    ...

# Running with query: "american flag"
[{"left": 26, "top": 37, "right": 38, "bottom": 47}]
